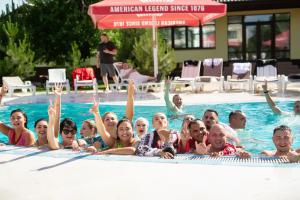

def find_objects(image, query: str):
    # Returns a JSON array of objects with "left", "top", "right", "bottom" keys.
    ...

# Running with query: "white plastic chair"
[
  {"left": 170, "top": 60, "right": 201, "bottom": 92},
  {"left": 2, "top": 76, "right": 36, "bottom": 97},
  {"left": 225, "top": 62, "right": 253, "bottom": 92},
  {"left": 46, "top": 68, "right": 70, "bottom": 94},
  {"left": 194, "top": 58, "right": 224, "bottom": 92},
  {"left": 252, "top": 59, "right": 283, "bottom": 93}
]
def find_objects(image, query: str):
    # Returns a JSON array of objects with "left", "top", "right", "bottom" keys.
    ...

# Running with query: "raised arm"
[
  {"left": 164, "top": 77, "right": 177, "bottom": 113},
  {"left": 90, "top": 97, "right": 115, "bottom": 147},
  {"left": 46, "top": 100, "right": 60, "bottom": 150},
  {"left": 262, "top": 80, "right": 283, "bottom": 114},
  {"left": 125, "top": 80, "right": 134, "bottom": 121},
  {"left": 0, "top": 86, "right": 8, "bottom": 106},
  {"left": 53, "top": 83, "right": 62, "bottom": 138}
]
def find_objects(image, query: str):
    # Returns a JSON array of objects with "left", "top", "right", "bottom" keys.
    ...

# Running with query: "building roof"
[{"left": 216, "top": 0, "right": 300, "bottom": 11}]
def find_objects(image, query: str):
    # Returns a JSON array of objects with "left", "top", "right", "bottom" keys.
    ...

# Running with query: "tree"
[
  {"left": 0, "top": 17, "right": 35, "bottom": 79},
  {"left": 132, "top": 29, "right": 176, "bottom": 77}
]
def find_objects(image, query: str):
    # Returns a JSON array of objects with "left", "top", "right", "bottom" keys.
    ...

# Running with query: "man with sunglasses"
[{"left": 263, "top": 80, "right": 300, "bottom": 115}]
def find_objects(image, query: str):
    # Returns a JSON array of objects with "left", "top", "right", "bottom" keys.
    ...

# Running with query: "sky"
[{"left": 0, "top": 0, "right": 25, "bottom": 14}]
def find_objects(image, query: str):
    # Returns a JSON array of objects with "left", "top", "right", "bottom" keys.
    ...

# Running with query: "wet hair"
[
  {"left": 60, "top": 118, "right": 77, "bottom": 134},
  {"left": 34, "top": 118, "right": 48, "bottom": 128},
  {"left": 102, "top": 112, "right": 118, "bottom": 122},
  {"left": 116, "top": 117, "right": 133, "bottom": 139},
  {"left": 204, "top": 109, "right": 218, "bottom": 116},
  {"left": 172, "top": 94, "right": 181, "bottom": 102},
  {"left": 134, "top": 117, "right": 149, "bottom": 128},
  {"left": 188, "top": 119, "right": 203, "bottom": 130},
  {"left": 83, "top": 119, "right": 97, "bottom": 134},
  {"left": 10, "top": 109, "right": 28, "bottom": 128},
  {"left": 229, "top": 110, "right": 242, "bottom": 122},
  {"left": 273, "top": 125, "right": 292, "bottom": 136}
]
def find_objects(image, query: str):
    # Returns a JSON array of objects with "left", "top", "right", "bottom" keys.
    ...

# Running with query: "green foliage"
[
  {"left": 132, "top": 29, "right": 176, "bottom": 77},
  {"left": 0, "top": 17, "right": 35, "bottom": 79},
  {"left": 70, "top": 41, "right": 82, "bottom": 67}
]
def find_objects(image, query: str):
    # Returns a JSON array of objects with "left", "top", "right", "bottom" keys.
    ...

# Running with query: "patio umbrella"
[{"left": 88, "top": 0, "right": 227, "bottom": 76}]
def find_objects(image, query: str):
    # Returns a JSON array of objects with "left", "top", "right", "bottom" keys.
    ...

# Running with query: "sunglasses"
[{"left": 62, "top": 128, "right": 76, "bottom": 135}]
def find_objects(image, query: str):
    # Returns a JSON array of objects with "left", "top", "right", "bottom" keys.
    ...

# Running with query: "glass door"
[{"left": 245, "top": 22, "right": 273, "bottom": 61}]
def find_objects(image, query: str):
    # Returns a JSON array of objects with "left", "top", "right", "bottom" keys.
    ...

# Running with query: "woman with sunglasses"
[
  {"left": 90, "top": 81, "right": 138, "bottom": 155},
  {"left": 47, "top": 101, "right": 81, "bottom": 150},
  {"left": 0, "top": 109, "right": 35, "bottom": 146}
]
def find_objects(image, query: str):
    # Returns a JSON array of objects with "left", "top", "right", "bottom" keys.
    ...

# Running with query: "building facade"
[{"left": 160, "top": 0, "right": 300, "bottom": 76}]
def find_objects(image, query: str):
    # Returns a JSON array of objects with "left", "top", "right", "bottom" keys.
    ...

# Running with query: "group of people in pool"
[{"left": 0, "top": 80, "right": 300, "bottom": 162}]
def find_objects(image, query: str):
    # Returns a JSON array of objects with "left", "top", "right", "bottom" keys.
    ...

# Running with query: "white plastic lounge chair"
[
  {"left": 73, "top": 67, "right": 98, "bottom": 94},
  {"left": 2, "top": 76, "right": 36, "bottom": 97},
  {"left": 281, "top": 73, "right": 300, "bottom": 93},
  {"left": 170, "top": 60, "right": 201, "bottom": 92},
  {"left": 46, "top": 68, "right": 70, "bottom": 94},
  {"left": 252, "top": 59, "right": 283, "bottom": 93},
  {"left": 194, "top": 58, "right": 224, "bottom": 92},
  {"left": 109, "top": 63, "right": 128, "bottom": 91},
  {"left": 225, "top": 62, "right": 253, "bottom": 92}
]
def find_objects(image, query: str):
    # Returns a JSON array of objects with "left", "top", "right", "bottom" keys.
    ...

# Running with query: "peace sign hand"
[
  {"left": 89, "top": 96, "right": 100, "bottom": 115},
  {"left": 195, "top": 134, "right": 208, "bottom": 155}
]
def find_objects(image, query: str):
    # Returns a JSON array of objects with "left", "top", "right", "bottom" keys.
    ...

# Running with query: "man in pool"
[
  {"left": 202, "top": 109, "right": 241, "bottom": 146},
  {"left": 262, "top": 80, "right": 300, "bottom": 115},
  {"left": 164, "top": 77, "right": 184, "bottom": 116},
  {"left": 261, "top": 125, "right": 297, "bottom": 159},
  {"left": 194, "top": 124, "right": 250, "bottom": 158}
]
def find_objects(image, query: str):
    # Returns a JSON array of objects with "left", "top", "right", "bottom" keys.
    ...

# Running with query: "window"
[
  {"left": 159, "top": 21, "right": 216, "bottom": 49},
  {"left": 227, "top": 13, "right": 290, "bottom": 61}
]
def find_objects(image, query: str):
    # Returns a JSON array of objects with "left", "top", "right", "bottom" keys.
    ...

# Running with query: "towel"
[
  {"left": 233, "top": 63, "right": 251, "bottom": 75},
  {"left": 203, "top": 58, "right": 213, "bottom": 67},
  {"left": 213, "top": 58, "right": 223, "bottom": 66}
]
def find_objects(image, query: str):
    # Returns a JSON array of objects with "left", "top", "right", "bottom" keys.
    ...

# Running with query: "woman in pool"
[
  {"left": 47, "top": 101, "right": 82, "bottom": 150},
  {"left": 34, "top": 83, "right": 63, "bottom": 147},
  {"left": 79, "top": 119, "right": 108, "bottom": 151},
  {"left": 90, "top": 82, "right": 139, "bottom": 155},
  {"left": 136, "top": 112, "right": 179, "bottom": 159},
  {"left": 134, "top": 117, "right": 149, "bottom": 139},
  {"left": 177, "top": 115, "right": 194, "bottom": 153},
  {"left": 0, "top": 109, "right": 35, "bottom": 146},
  {"left": 99, "top": 81, "right": 134, "bottom": 140}
]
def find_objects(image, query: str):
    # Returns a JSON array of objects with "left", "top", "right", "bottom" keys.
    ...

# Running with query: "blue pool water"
[{"left": 0, "top": 101, "right": 299, "bottom": 154}]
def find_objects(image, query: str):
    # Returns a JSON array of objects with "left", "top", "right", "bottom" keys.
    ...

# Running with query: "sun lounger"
[
  {"left": 46, "top": 68, "right": 70, "bottom": 94},
  {"left": 2, "top": 76, "right": 36, "bottom": 97},
  {"left": 72, "top": 67, "right": 98, "bottom": 94}
]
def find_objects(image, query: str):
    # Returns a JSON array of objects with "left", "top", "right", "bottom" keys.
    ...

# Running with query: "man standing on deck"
[{"left": 96, "top": 33, "right": 119, "bottom": 92}]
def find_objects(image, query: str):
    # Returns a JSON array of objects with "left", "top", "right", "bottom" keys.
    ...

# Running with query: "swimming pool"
[{"left": 0, "top": 101, "right": 299, "bottom": 154}]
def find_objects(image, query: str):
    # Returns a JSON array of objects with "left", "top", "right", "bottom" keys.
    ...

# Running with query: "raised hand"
[
  {"left": 262, "top": 80, "right": 268, "bottom": 92},
  {"left": 127, "top": 80, "right": 135, "bottom": 95},
  {"left": 165, "top": 76, "right": 172, "bottom": 85},
  {"left": 54, "top": 83, "right": 63, "bottom": 96},
  {"left": 157, "top": 129, "right": 171, "bottom": 142},
  {"left": 89, "top": 96, "right": 100, "bottom": 115},
  {"left": 48, "top": 99, "right": 56, "bottom": 117},
  {"left": 0, "top": 85, "right": 8, "bottom": 96},
  {"left": 195, "top": 134, "right": 208, "bottom": 155}
]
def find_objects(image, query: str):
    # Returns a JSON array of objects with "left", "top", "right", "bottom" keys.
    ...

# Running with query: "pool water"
[{"left": 0, "top": 101, "right": 299, "bottom": 154}]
